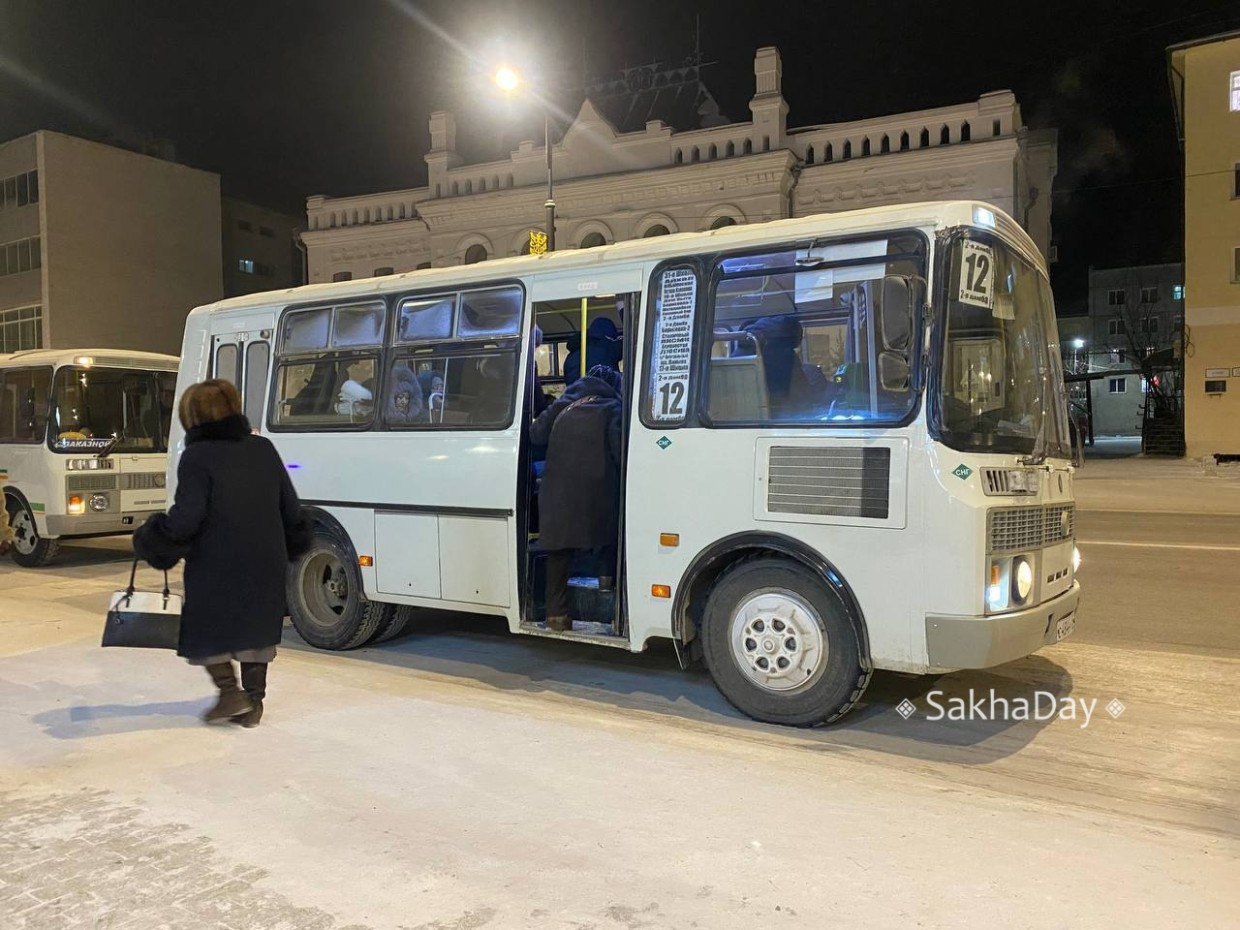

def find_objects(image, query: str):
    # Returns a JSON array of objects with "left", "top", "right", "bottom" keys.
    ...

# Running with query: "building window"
[
  {"left": 1232, "top": 71, "right": 1240, "bottom": 112},
  {"left": 374, "top": 267, "right": 394, "bottom": 276},
  {"left": 259, "top": 225, "right": 276, "bottom": 238},
  {"left": 1108, "top": 377, "right": 1127, "bottom": 394},
  {"left": 1173, "top": 284, "right": 1184, "bottom": 301},
  {"left": 463, "top": 244, "right": 488, "bottom": 264},
  {"left": 237, "top": 259, "right": 273, "bottom": 276},
  {"left": 1110, "top": 348, "right": 1126, "bottom": 364},
  {"left": 237, "top": 219, "right": 253, "bottom": 232},
  {"left": 1139, "top": 317, "right": 1159, "bottom": 334},
  {"left": 1140, "top": 286, "right": 1158, "bottom": 303},
  {"left": 0, "top": 305, "right": 43, "bottom": 352},
  {"left": 0, "top": 236, "right": 40, "bottom": 277},
  {"left": 642, "top": 224, "right": 670, "bottom": 238},
  {"left": 1108, "top": 318, "right": 1126, "bottom": 336},
  {"left": 0, "top": 170, "right": 38, "bottom": 211},
  {"left": 332, "top": 271, "right": 353, "bottom": 282},
  {"left": 710, "top": 215, "right": 737, "bottom": 230},
  {"left": 578, "top": 232, "right": 606, "bottom": 249},
  {"left": 1108, "top": 289, "right": 1126, "bottom": 306}
]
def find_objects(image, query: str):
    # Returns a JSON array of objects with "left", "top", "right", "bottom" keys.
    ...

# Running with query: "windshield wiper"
[{"left": 96, "top": 431, "right": 124, "bottom": 459}]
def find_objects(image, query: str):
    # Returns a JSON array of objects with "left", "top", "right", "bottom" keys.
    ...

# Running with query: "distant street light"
[
  {"left": 493, "top": 64, "right": 556, "bottom": 251},
  {"left": 1072, "top": 338, "right": 1085, "bottom": 349}
]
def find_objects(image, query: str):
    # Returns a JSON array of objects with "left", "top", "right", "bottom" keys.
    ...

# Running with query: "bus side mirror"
[{"left": 879, "top": 275, "right": 915, "bottom": 353}]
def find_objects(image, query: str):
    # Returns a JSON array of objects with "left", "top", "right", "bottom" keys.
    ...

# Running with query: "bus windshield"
[
  {"left": 935, "top": 234, "right": 1071, "bottom": 458},
  {"left": 50, "top": 366, "right": 177, "bottom": 453}
]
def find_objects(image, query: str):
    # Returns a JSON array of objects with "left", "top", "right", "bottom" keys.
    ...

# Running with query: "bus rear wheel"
[
  {"left": 287, "top": 531, "right": 391, "bottom": 650},
  {"left": 700, "top": 557, "right": 868, "bottom": 726},
  {"left": 5, "top": 496, "right": 60, "bottom": 568}
]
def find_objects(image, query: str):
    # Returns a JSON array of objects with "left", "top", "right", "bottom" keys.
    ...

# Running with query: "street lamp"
[
  {"left": 1072, "top": 338, "right": 1085, "bottom": 371},
  {"left": 492, "top": 64, "right": 556, "bottom": 251}
]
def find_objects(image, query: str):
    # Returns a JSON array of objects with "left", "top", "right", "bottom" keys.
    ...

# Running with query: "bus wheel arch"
[
  {"left": 675, "top": 534, "right": 873, "bottom": 725},
  {"left": 3, "top": 488, "right": 60, "bottom": 568},
  {"left": 287, "top": 509, "right": 392, "bottom": 650}
]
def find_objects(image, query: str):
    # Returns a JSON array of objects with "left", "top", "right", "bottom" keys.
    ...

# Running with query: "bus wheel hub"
[{"left": 730, "top": 590, "right": 826, "bottom": 693}]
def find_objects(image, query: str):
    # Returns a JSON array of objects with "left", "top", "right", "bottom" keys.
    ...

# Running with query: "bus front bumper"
[
  {"left": 924, "top": 583, "right": 1080, "bottom": 671},
  {"left": 44, "top": 511, "right": 162, "bottom": 539}
]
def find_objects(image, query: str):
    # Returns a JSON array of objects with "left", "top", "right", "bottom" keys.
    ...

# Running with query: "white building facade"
[{"left": 303, "top": 47, "right": 1056, "bottom": 281}]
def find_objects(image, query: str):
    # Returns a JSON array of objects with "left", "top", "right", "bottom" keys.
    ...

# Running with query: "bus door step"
[{"left": 518, "top": 620, "right": 629, "bottom": 648}]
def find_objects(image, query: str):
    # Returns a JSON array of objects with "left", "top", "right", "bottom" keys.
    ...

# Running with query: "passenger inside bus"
[
  {"left": 384, "top": 362, "right": 424, "bottom": 425},
  {"left": 530, "top": 364, "right": 624, "bottom": 632},
  {"left": 563, "top": 317, "right": 623, "bottom": 387}
]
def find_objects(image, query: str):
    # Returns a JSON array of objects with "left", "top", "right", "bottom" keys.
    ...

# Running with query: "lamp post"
[{"left": 493, "top": 65, "right": 555, "bottom": 251}]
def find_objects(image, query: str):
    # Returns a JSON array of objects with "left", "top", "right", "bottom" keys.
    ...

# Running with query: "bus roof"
[
  {"left": 191, "top": 200, "right": 1043, "bottom": 319},
  {"left": 0, "top": 348, "right": 180, "bottom": 370}
]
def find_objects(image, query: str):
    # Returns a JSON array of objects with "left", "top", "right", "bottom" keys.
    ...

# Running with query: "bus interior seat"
[{"left": 710, "top": 354, "right": 770, "bottom": 421}]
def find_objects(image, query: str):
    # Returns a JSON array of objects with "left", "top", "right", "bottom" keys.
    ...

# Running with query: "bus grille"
[
  {"left": 767, "top": 446, "right": 891, "bottom": 519},
  {"left": 66, "top": 474, "right": 118, "bottom": 492},
  {"left": 988, "top": 504, "right": 1075, "bottom": 553},
  {"left": 121, "top": 472, "right": 165, "bottom": 491}
]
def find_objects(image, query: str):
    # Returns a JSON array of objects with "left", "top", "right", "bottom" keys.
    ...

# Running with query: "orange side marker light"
[
  {"left": 659, "top": 533, "right": 680, "bottom": 547},
  {"left": 358, "top": 555, "right": 374, "bottom": 567},
  {"left": 651, "top": 584, "right": 671, "bottom": 599}
]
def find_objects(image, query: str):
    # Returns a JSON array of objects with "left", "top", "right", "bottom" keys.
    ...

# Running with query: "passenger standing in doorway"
[
  {"left": 134, "top": 380, "right": 310, "bottom": 727},
  {"left": 563, "top": 318, "right": 623, "bottom": 387},
  {"left": 530, "top": 365, "right": 623, "bottom": 631}
]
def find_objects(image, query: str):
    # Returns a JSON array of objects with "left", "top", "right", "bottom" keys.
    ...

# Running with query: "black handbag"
[{"left": 102, "top": 559, "right": 183, "bottom": 650}]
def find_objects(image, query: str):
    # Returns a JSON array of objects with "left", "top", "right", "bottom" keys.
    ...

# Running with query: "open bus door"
[{"left": 522, "top": 266, "right": 643, "bottom": 644}]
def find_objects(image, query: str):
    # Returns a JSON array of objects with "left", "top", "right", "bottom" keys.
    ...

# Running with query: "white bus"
[
  {"left": 1, "top": 349, "right": 180, "bottom": 567},
  {"left": 169, "top": 201, "right": 1080, "bottom": 725}
]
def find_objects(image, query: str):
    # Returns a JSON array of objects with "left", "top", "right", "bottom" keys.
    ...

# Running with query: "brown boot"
[
  {"left": 203, "top": 662, "right": 253, "bottom": 723},
  {"left": 235, "top": 662, "right": 267, "bottom": 728},
  {"left": 546, "top": 615, "right": 573, "bottom": 632}
]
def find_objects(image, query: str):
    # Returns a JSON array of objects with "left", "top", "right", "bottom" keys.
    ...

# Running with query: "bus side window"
[
  {"left": 270, "top": 301, "right": 384, "bottom": 431},
  {"left": 244, "top": 341, "right": 270, "bottom": 427},
  {"left": 0, "top": 367, "right": 52, "bottom": 442},
  {"left": 215, "top": 343, "right": 240, "bottom": 385},
  {"left": 383, "top": 284, "right": 524, "bottom": 431}
]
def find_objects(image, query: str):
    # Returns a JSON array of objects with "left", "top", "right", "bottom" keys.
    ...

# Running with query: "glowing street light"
[
  {"left": 493, "top": 65, "right": 521, "bottom": 93},
  {"left": 492, "top": 62, "right": 556, "bottom": 251}
]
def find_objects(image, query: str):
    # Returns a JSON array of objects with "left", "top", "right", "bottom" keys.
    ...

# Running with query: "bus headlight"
[
  {"left": 1013, "top": 557, "right": 1034, "bottom": 604},
  {"left": 67, "top": 495, "right": 86, "bottom": 516},
  {"left": 88, "top": 494, "right": 110, "bottom": 513},
  {"left": 1072, "top": 546, "right": 1081, "bottom": 572}
]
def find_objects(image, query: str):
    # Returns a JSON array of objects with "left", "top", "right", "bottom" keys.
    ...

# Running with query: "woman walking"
[{"left": 134, "top": 379, "right": 308, "bottom": 727}]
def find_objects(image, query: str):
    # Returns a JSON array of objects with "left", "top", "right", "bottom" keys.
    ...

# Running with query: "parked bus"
[
  {"left": 169, "top": 201, "right": 1080, "bottom": 725},
  {"left": 1, "top": 349, "right": 179, "bottom": 567}
]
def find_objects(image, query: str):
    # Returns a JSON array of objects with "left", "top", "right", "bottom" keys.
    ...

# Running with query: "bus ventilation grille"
[
  {"left": 121, "top": 472, "right": 164, "bottom": 491},
  {"left": 766, "top": 446, "right": 890, "bottom": 519},
  {"left": 66, "top": 474, "right": 118, "bottom": 492},
  {"left": 987, "top": 504, "right": 1075, "bottom": 553}
]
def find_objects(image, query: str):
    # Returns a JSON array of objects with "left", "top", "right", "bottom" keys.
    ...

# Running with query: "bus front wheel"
[
  {"left": 287, "top": 531, "right": 392, "bottom": 650},
  {"left": 700, "top": 557, "right": 869, "bottom": 726},
  {"left": 5, "top": 496, "right": 60, "bottom": 568}
]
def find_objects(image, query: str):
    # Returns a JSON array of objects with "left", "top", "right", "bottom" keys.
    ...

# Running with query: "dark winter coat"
[
  {"left": 133, "top": 415, "right": 310, "bottom": 659},
  {"left": 530, "top": 368, "right": 623, "bottom": 551}
]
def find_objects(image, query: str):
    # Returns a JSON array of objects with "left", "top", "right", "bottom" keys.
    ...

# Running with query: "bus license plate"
[{"left": 1054, "top": 613, "right": 1076, "bottom": 642}]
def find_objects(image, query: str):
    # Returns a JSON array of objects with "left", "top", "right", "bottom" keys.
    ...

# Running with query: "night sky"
[{"left": 3, "top": 0, "right": 1239, "bottom": 304}]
